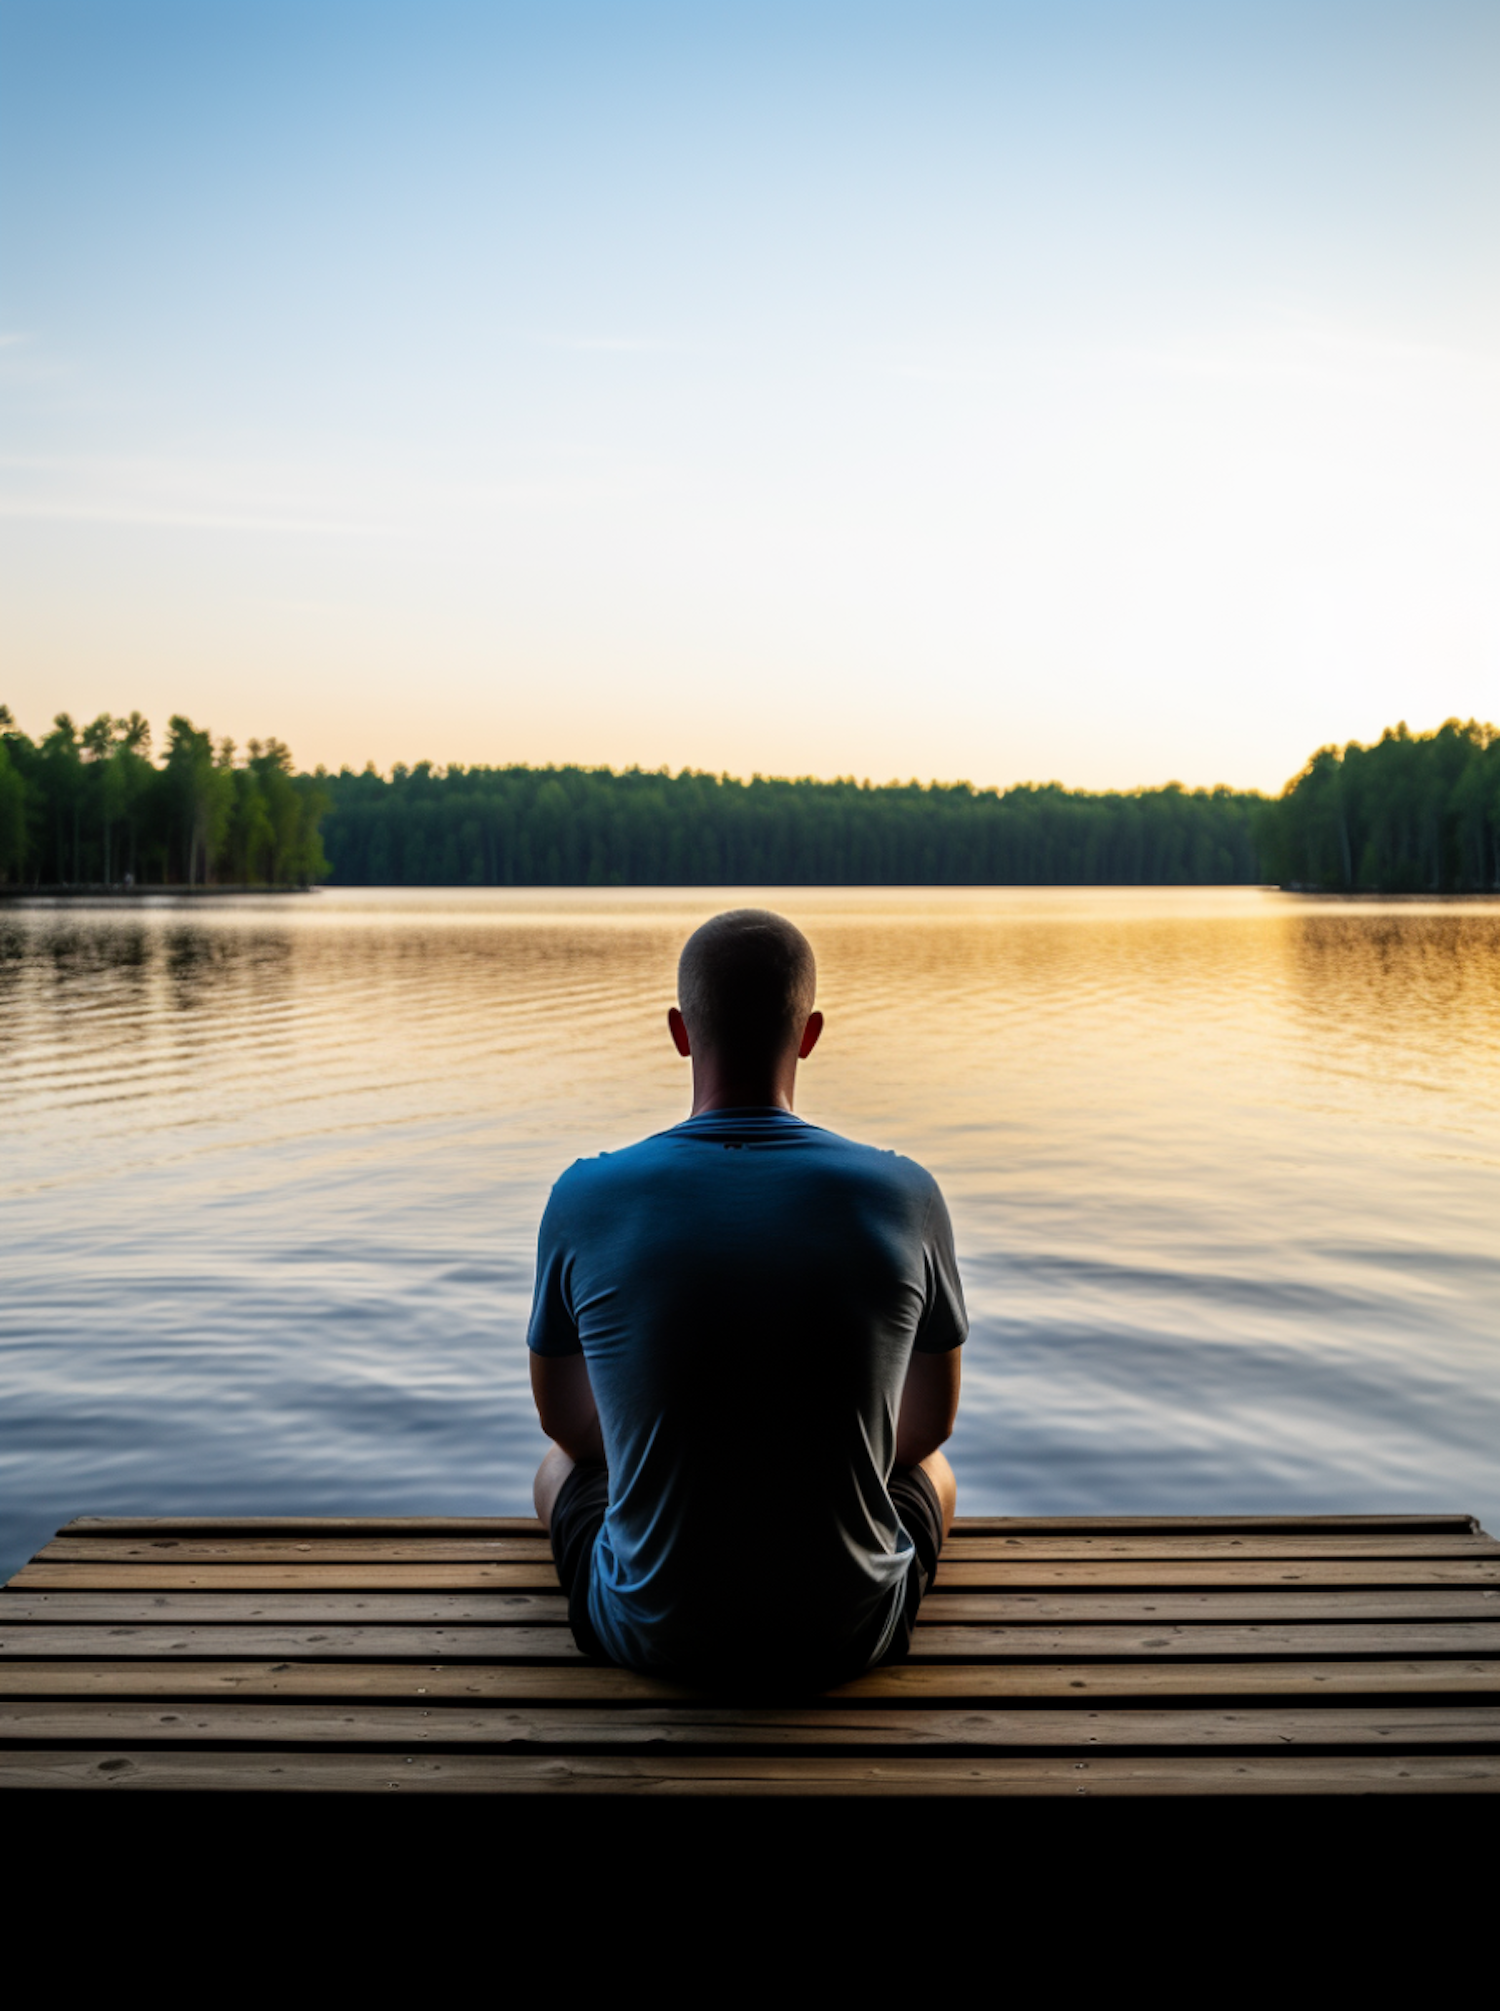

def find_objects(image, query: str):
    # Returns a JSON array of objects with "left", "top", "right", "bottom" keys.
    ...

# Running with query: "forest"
[
  {"left": 1257, "top": 718, "right": 1500, "bottom": 894},
  {"left": 317, "top": 761, "right": 1261, "bottom": 886},
  {"left": 0, "top": 707, "right": 329, "bottom": 888},
  {"left": 3, "top": 706, "right": 1496, "bottom": 892}
]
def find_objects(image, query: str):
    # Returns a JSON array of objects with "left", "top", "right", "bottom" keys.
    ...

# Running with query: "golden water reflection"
[{"left": 3, "top": 887, "right": 1498, "bottom": 1568}]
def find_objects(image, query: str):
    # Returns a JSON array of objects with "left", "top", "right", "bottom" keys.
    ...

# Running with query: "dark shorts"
[{"left": 548, "top": 1459, "right": 945, "bottom": 1679}]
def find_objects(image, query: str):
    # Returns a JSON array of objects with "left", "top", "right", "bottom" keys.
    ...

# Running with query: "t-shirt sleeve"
[
  {"left": 525, "top": 1183, "right": 584, "bottom": 1358},
  {"left": 913, "top": 1181, "right": 968, "bottom": 1354}
]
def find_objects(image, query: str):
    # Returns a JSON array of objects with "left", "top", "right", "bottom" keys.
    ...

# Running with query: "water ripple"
[{"left": 3, "top": 885, "right": 1499, "bottom": 1573}]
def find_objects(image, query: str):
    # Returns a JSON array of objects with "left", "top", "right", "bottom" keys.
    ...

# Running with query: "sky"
[{"left": 2, "top": 1, "right": 1497, "bottom": 793}]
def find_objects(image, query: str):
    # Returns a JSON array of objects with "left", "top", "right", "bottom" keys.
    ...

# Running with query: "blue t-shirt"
[{"left": 526, "top": 1107, "right": 967, "bottom": 1686}]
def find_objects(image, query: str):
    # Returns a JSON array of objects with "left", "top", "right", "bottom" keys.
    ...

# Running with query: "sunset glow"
[{"left": 3, "top": 3, "right": 1496, "bottom": 790}]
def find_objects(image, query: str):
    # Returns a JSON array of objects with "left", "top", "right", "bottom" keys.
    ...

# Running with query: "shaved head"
[{"left": 677, "top": 909, "right": 817, "bottom": 1062}]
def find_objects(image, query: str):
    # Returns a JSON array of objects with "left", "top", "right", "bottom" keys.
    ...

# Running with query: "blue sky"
[{"left": 3, "top": 2, "right": 1497, "bottom": 788}]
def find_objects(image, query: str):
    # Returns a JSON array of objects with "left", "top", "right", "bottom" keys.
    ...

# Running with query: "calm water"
[{"left": 3, "top": 886, "right": 1498, "bottom": 1575}]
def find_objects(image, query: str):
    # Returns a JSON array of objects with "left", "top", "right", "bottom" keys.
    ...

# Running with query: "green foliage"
[
  {"left": 163, "top": 716, "right": 235, "bottom": 887},
  {"left": 0, "top": 736, "right": 27, "bottom": 879},
  {"left": 0, "top": 707, "right": 329, "bottom": 888},
  {"left": 1256, "top": 719, "right": 1500, "bottom": 892},
  {"left": 7, "top": 704, "right": 1493, "bottom": 892},
  {"left": 318, "top": 763, "right": 1266, "bottom": 887}
]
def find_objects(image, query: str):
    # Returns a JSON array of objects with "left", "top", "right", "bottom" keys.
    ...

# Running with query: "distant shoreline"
[
  {"left": 7, "top": 711, "right": 1498, "bottom": 895},
  {"left": 1277, "top": 884, "right": 1500, "bottom": 899},
  {"left": 0, "top": 884, "right": 317, "bottom": 902},
  {"left": 7, "top": 882, "right": 1499, "bottom": 906}
]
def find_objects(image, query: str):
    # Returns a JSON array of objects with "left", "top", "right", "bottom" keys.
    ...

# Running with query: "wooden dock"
[{"left": 3, "top": 1511, "right": 1499, "bottom": 1801}]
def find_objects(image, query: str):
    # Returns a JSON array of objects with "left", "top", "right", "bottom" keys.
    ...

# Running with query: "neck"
[{"left": 688, "top": 1051, "right": 798, "bottom": 1117}]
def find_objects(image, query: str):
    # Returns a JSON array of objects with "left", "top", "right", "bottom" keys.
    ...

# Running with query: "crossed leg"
[
  {"left": 533, "top": 1441, "right": 581, "bottom": 1532},
  {"left": 912, "top": 1446, "right": 957, "bottom": 1539}
]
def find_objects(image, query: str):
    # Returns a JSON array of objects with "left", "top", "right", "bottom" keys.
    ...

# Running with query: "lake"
[{"left": 3, "top": 885, "right": 1498, "bottom": 1576}]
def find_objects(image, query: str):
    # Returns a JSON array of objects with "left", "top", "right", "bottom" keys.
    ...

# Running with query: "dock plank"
[
  {"left": 3, "top": 1701, "right": 1497, "bottom": 1749},
  {"left": 58, "top": 1513, "right": 1482, "bottom": 1537},
  {"left": 16, "top": 1558, "right": 1500, "bottom": 1593},
  {"left": 5, "top": 1512, "right": 1495, "bottom": 1800},
  {"left": 4, "top": 1622, "right": 1500, "bottom": 1662},
  {"left": 35, "top": 1534, "right": 1500, "bottom": 1563},
  {"left": 4, "top": 1588, "right": 1497, "bottom": 1625},
  {"left": 3, "top": 1748, "right": 1497, "bottom": 1794},
  {"left": 2, "top": 1658, "right": 1498, "bottom": 1703}
]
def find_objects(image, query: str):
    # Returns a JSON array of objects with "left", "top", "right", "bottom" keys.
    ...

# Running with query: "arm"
[
  {"left": 530, "top": 1350, "right": 604, "bottom": 1465},
  {"left": 895, "top": 1346, "right": 960, "bottom": 1470}
]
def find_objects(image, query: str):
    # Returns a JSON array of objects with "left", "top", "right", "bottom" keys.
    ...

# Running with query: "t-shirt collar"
[{"left": 665, "top": 1106, "right": 813, "bottom": 1145}]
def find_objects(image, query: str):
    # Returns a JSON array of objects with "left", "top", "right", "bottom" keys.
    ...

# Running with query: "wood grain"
[
  {"left": 15, "top": 1558, "right": 1500, "bottom": 1592},
  {"left": 59, "top": 1517, "right": 551, "bottom": 1537},
  {"left": 34, "top": 1534, "right": 1499, "bottom": 1564},
  {"left": 3, "top": 1748, "right": 1496, "bottom": 1794},
  {"left": 58, "top": 1513, "right": 1481, "bottom": 1537},
  {"left": 1, "top": 1658, "right": 1497, "bottom": 1703},
  {"left": 8, "top": 1563, "right": 564, "bottom": 1592},
  {"left": 4, "top": 1621, "right": 1499, "bottom": 1662},
  {"left": 2, "top": 1700, "right": 1496, "bottom": 1749},
  {"left": 0, "top": 1592, "right": 572, "bottom": 1624},
  {"left": 5, "top": 1588, "right": 1497, "bottom": 1625},
  {"left": 9, "top": 1513, "right": 1494, "bottom": 1801}
]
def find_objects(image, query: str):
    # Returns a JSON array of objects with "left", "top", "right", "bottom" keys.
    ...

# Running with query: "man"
[{"left": 527, "top": 907, "right": 965, "bottom": 1692}]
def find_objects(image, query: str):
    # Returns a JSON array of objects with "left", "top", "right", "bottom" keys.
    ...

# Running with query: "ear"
[
  {"left": 797, "top": 1010, "right": 824, "bottom": 1061},
  {"left": 667, "top": 1005, "right": 692, "bottom": 1058}
]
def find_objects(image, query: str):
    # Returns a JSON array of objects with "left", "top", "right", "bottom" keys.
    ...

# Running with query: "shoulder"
[
  {"left": 810, "top": 1123, "right": 938, "bottom": 1183},
  {"left": 835, "top": 1137, "right": 956, "bottom": 1251},
  {"left": 800, "top": 1126, "right": 947, "bottom": 1212},
  {"left": 542, "top": 1131, "right": 680, "bottom": 1209}
]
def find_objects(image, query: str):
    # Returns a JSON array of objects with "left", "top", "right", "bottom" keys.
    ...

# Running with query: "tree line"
[
  {"left": 318, "top": 761, "right": 1263, "bottom": 887},
  {"left": 0, "top": 707, "right": 329, "bottom": 888},
  {"left": 1256, "top": 718, "right": 1500, "bottom": 894},
  {"left": 4, "top": 705, "right": 1495, "bottom": 892}
]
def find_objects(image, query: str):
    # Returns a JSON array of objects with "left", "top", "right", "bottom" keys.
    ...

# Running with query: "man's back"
[{"left": 528, "top": 1104, "right": 966, "bottom": 1687}]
